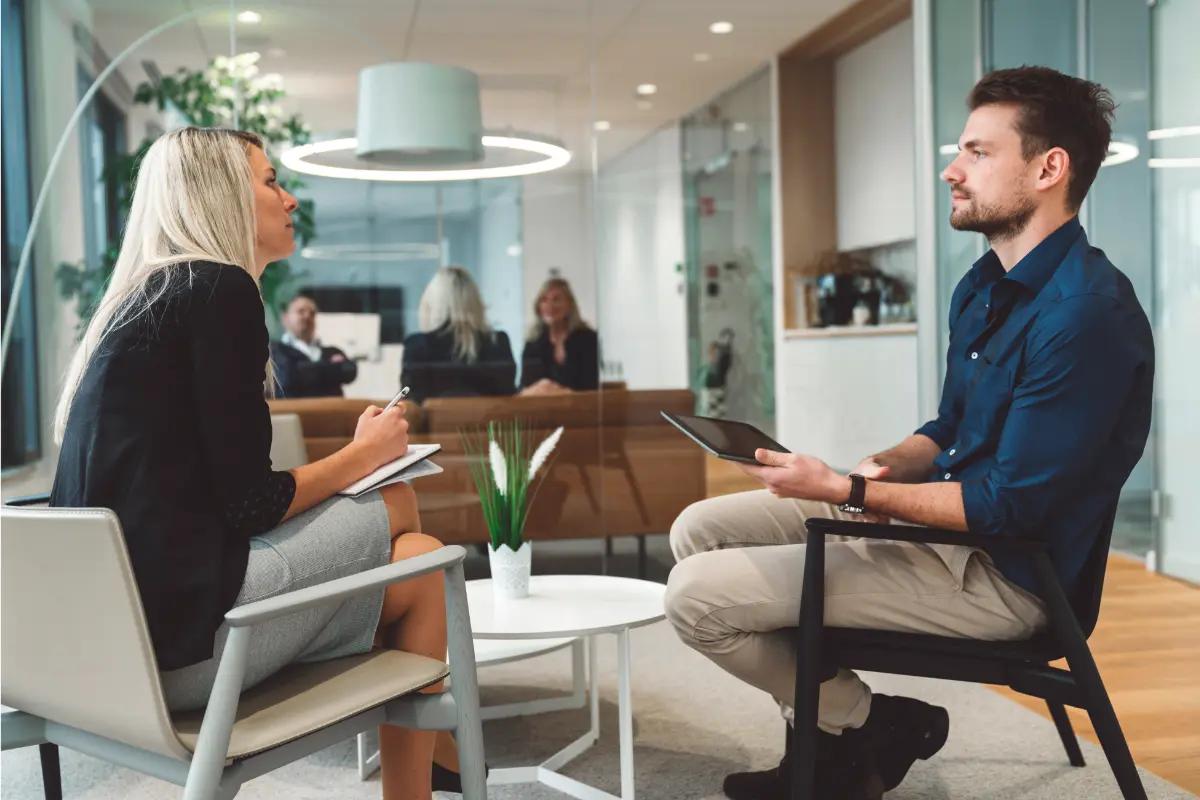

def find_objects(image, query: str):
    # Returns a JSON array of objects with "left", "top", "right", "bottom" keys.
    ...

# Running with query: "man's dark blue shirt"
[{"left": 916, "top": 217, "right": 1154, "bottom": 595}]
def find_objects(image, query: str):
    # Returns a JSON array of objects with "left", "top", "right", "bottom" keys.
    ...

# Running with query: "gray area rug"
[{"left": 2, "top": 622, "right": 1193, "bottom": 799}]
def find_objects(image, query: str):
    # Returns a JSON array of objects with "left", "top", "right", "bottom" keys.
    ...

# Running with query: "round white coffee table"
[{"left": 469, "top": 574, "right": 667, "bottom": 800}]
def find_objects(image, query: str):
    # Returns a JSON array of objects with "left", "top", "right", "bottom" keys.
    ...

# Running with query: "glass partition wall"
[{"left": 923, "top": 0, "right": 1196, "bottom": 569}]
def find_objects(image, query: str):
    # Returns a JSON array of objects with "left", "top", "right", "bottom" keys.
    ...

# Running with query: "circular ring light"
[{"left": 281, "top": 135, "right": 571, "bottom": 181}]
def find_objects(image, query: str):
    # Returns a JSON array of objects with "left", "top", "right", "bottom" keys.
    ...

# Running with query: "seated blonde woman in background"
[
  {"left": 50, "top": 127, "right": 468, "bottom": 800},
  {"left": 401, "top": 266, "right": 517, "bottom": 402},
  {"left": 519, "top": 276, "right": 599, "bottom": 396}
]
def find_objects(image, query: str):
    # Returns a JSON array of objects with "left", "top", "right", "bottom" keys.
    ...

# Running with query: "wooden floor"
[
  {"left": 990, "top": 556, "right": 1200, "bottom": 795},
  {"left": 704, "top": 458, "right": 1200, "bottom": 795}
]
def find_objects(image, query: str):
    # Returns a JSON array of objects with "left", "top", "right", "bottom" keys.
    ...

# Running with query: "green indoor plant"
[
  {"left": 461, "top": 419, "right": 564, "bottom": 600},
  {"left": 57, "top": 52, "right": 316, "bottom": 336}
]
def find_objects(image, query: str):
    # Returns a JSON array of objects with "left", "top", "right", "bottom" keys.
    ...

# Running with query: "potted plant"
[
  {"left": 57, "top": 52, "right": 316, "bottom": 336},
  {"left": 461, "top": 419, "right": 564, "bottom": 601}
]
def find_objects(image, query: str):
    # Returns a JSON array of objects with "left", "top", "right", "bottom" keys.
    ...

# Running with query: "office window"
[{"left": 1, "top": 0, "right": 41, "bottom": 469}]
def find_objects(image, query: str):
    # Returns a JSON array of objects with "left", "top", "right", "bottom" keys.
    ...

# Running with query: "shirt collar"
[
  {"left": 968, "top": 216, "right": 1083, "bottom": 294},
  {"left": 282, "top": 331, "right": 322, "bottom": 356}
]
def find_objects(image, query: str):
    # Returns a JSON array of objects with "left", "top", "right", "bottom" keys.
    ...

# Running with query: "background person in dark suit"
[
  {"left": 270, "top": 294, "right": 357, "bottom": 397},
  {"left": 519, "top": 276, "right": 599, "bottom": 396},
  {"left": 401, "top": 266, "right": 516, "bottom": 402}
]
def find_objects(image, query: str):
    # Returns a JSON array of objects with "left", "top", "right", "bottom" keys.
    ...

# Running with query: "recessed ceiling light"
[
  {"left": 237, "top": 10, "right": 261, "bottom": 23},
  {"left": 267, "top": 47, "right": 287, "bottom": 57},
  {"left": 694, "top": 53, "right": 711, "bottom": 62},
  {"left": 636, "top": 83, "right": 658, "bottom": 96},
  {"left": 593, "top": 120, "right": 611, "bottom": 131},
  {"left": 636, "top": 100, "right": 653, "bottom": 111},
  {"left": 733, "top": 122, "right": 749, "bottom": 132},
  {"left": 710, "top": 21, "right": 733, "bottom": 34}
]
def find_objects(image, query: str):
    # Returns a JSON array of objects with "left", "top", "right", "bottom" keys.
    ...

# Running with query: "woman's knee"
[
  {"left": 379, "top": 481, "right": 420, "bottom": 535},
  {"left": 390, "top": 531, "right": 444, "bottom": 561}
]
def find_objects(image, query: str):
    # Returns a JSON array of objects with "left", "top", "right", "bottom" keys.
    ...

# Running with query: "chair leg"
[
  {"left": 636, "top": 534, "right": 647, "bottom": 579},
  {"left": 1047, "top": 701, "right": 1086, "bottom": 767},
  {"left": 1031, "top": 556, "right": 1146, "bottom": 800},
  {"left": 790, "top": 530, "right": 826, "bottom": 800},
  {"left": 38, "top": 743, "right": 63, "bottom": 800}
]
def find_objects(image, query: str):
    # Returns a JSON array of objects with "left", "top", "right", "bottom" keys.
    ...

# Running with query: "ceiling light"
[
  {"left": 280, "top": 134, "right": 571, "bottom": 182},
  {"left": 1148, "top": 157, "right": 1200, "bottom": 168},
  {"left": 636, "top": 100, "right": 653, "bottom": 111},
  {"left": 237, "top": 10, "right": 261, "bottom": 23},
  {"left": 733, "top": 122, "right": 749, "bottom": 133},
  {"left": 710, "top": 21, "right": 733, "bottom": 34},
  {"left": 1101, "top": 141, "right": 1139, "bottom": 167},
  {"left": 357, "top": 63, "right": 484, "bottom": 165},
  {"left": 1147, "top": 125, "right": 1200, "bottom": 140},
  {"left": 636, "top": 83, "right": 657, "bottom": 96},
  {"left": 266, "top": 47, "right": 287, "bottom": 58},
  {"left": 593, "top": 120, "right": 611, "bottom": 131},
  {"left": 694, "top": 53, "right": 711, "bottom": 62},
  {"left": 938, "top": 144, "right": 959, "bottom": 155}
]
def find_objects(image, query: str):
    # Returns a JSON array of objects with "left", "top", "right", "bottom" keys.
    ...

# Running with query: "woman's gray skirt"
[{"left": 161, "top": 492, "right": 392, "bottom": 712}]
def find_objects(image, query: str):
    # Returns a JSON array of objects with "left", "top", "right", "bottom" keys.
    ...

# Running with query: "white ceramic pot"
[{"left": 488, "top": 542, "right": 532, "bottom": 601}]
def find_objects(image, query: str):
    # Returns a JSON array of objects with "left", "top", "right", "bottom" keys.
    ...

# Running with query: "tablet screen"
[{"left": 663, "top": 412, "right": 789, "bottom": 463}]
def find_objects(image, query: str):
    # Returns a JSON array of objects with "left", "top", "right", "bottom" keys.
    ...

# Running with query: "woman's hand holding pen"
[{"left": 353, "top": 404, "right": 410, "bottom": 470}]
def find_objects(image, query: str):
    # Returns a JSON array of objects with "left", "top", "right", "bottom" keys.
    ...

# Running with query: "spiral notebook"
[{"left": 338, "top": 443, "right": 443, "bottom": 498}]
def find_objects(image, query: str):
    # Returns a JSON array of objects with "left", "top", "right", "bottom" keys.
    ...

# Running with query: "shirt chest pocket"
[{"left": 961, "top": 360, "right": 1016, "bottom": 448}]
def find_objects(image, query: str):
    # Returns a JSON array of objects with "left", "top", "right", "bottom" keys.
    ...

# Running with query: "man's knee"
[
  {"left": 664, "top": 553, "right": 718, "bottom": 646},
  {"left": 669, "top": 498, "right": 719, "bottom": 562}
]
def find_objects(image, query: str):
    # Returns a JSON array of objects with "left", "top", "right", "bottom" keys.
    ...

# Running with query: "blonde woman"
[
  {"left": 50, "top": 128, "right": 470, "bottom": 800},
  {"left": 519, "top": 276, "right": 599, "bottom": 395},
  {"left": 400, "top": 266, "right": 516, "bottom": 402}
]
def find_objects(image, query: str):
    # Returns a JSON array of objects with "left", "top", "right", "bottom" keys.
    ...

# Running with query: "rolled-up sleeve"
[
  {"left": 187, "top": 266, "right": 297, "bottom": 536},
  {"left": 961, "top": 296, "right": 1145, "bottom": 538}
]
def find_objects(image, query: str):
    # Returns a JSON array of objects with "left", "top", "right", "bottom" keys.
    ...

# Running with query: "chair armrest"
[
  {"left": 224, "top": 545, "right": 467, "bottom": 628},
  {"left": 3, "top": 493, "right": 51, "bottom": 507},
  {"left": 804, "top": 518, "right": 1047, "bottom": 552}
]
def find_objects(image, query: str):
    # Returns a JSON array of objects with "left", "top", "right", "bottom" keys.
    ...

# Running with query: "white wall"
[
  {"left": 595, "top": 125, "right": 688, "bottom": 389},
  {"left": 522, "top": 168, "right": 596, "bottom": 330},
  {"left": 776, "top": 332, "right": 919, "bottom": 471},
  {"left": 835, "top": 18, "right": 915, "bottom": 251},
  {"left": 3, "top": 0, "right": 95, "bottom": 499}
]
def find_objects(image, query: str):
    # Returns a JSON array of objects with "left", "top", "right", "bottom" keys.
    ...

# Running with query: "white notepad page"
[{"left": 337, "top": 443, "right": 442, "bottom": 497}]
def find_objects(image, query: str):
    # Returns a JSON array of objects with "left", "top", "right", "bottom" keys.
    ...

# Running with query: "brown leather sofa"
[{"left": 267, "top": 389, "right": 705, "bottom": 547}]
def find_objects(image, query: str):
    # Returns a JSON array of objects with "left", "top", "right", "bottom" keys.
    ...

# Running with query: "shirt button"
[
  {"left": 949, "top": 448, "right": 956, "bottom": 456},
  {"left": 970, "top": 352, "right": 979, "bottom": 360},
  {"left": 944, "top": 473, "right": 952, "bottom": 480}
]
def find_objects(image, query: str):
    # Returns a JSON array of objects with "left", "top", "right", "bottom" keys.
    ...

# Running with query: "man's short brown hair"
[{"left": 968, "top": 66, "right": 1116, "bottom": 211}]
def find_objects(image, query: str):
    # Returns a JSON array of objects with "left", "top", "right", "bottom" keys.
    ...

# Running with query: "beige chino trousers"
[{"left": 663, "top": 490, "right": 1047, "bottom": 733}]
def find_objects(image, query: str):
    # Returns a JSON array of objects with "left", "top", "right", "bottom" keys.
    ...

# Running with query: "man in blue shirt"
[{"left": 665, "top": 66, "right": 1153, "bottom": 800}]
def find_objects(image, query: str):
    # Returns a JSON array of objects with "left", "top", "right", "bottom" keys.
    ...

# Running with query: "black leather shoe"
[
  {"left": 857, "top": 694, "right": 950, "bottom": 790},
  {"left": 722, "top": 727, "right": 872, "bottom": 800},
  {"left": 431, "top": 760, "right": 490, "bottom": 794}
]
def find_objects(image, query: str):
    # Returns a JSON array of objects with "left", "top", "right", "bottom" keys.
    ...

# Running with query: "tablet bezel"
[{"left": 661, "top": 411, "right": 790, "bottom": 464}]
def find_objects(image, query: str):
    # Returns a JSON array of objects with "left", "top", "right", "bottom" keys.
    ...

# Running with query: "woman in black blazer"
[
  {"left": 49, "top": 127, "right": 468, "bottom": 796},
  {"left": 520, "top": 277, "right": 599, "bottom": 395},
  {"left": 401, "top": 266, "right": 517, "bottom": 402}
]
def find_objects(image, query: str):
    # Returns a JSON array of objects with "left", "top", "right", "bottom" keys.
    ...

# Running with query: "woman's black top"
[
  {"left": 50, "top": 261, "right": 296, "bottom": 671},
  {"left": 519, "top": 326, "right": 599, "bottom": 391},
  {"left": 400, "top": 325, "right": 517, "bottom": 403}
]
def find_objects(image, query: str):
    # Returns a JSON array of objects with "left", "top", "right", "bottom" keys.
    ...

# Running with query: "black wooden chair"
[{"left": 790, "top": 504, "right": 1148, "bottom": 800}]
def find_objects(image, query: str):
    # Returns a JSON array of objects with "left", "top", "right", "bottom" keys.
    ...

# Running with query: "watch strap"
[{"left": 839, "top": 473, "right": 867, "bottom": 514}]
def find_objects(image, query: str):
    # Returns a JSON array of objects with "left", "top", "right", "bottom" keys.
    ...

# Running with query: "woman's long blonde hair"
[
  {"left": 417, "top": 266, "right": 492, "bottom": 363},
  {"left": 527, "top": 276, "right": 588, "bottom": 342},
  {"left": 54, "top": 127, "right": 268, "bottom": 443}
]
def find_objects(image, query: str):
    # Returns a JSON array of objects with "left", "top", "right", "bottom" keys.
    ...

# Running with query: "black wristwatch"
[{"left": 839, "top": 473, "right": 867, "bottom": 514}]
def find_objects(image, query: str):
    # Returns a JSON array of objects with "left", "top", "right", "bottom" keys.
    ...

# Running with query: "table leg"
[
  {"left": 617, "top": 628, "right": 635, "bottom": 799},
  {"left": 589, "top": 635, "right": 601, "bottom": 740}
]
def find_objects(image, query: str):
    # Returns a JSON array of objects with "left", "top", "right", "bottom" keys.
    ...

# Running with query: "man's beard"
[{"left": 949, "top": 189, "right": 1036, "bottom": 243}]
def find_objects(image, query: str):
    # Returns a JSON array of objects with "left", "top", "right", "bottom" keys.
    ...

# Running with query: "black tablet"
[{"left": 661, "top": 411, "right": 790, "bottom": 464}]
